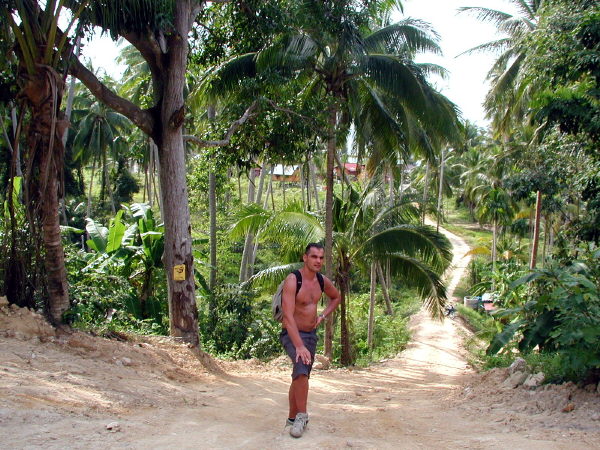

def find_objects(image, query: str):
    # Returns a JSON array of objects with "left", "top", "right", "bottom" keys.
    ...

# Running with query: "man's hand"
[
  {"left": 315, "top": 314, "right": 325, "bottom": 328},
  {"left": 295, "top": 345, "right": 312, "bottom": 365}
]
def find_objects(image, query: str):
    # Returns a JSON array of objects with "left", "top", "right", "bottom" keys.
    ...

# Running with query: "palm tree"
[
  {"left": 71, "top": 92, "right": 132, "bottom": 215},
  {"left": 238, "top": 183, "right": 452, "bottom": 365},
  {"left": 476, "top": 187, "right": 517, "bottom": 274},
  {"left": 1, "top": 0, "right": 87, "bottom": 324},
  {"left": 458, "top": 0, "right": 542, "bottom": 134},
  {"left": 204, "top": 0, "right": 460, "bottom": 354}
]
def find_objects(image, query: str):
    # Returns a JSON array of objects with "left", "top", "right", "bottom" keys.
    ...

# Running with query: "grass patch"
[{"left": 442, "top": 200, "right": 492, "bottom": 249}]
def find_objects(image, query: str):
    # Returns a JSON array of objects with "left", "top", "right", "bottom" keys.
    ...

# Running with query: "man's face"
[{"left": 303, "top": 247, "right": 324, "bottom": 272}]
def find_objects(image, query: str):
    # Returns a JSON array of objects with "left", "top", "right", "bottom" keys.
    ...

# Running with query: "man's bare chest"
[{"left": 296, "top": 284, "right": 322, "bottom": 305}]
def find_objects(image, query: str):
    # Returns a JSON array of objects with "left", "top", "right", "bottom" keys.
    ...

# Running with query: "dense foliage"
[{"left": 1, "top": 0, "right": 599, "bottom": 378}]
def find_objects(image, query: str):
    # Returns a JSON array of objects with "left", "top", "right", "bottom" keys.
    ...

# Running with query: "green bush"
[
  {"left": 331, "top": 289, "right": 421, "bottom": 366},
  {"left": 198, "top": 284, "right": 274, "bottom": 359},
  {"left": 65, "top": 243, "right": 169, "bottom": 335},
  {"left": 486, "top": 242, "right": 600, "bottom": 382}
]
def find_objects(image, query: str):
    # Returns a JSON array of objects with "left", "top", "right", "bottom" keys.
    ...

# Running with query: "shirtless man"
[{"left": 280, "top": 243, "right": 341, "bottom": 438}]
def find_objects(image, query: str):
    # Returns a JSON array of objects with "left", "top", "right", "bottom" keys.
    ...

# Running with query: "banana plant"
[{"left": 84, "top": 203, "right": 163, "bottom": 318}]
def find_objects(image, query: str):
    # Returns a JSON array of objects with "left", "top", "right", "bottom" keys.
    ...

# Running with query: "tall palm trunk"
[
  {"left": 239, "top": 166, "right": 256, "bottom": 282},
  {"left": 10, "top": 105, "right": 23, "bottom": 178},
  {"left": 530, "top": 190, "right": 542, "bottom": 270},
  {"left": 338, "top": 268, "right": 352, "bottom": 366},
  {"left": 422, "top": 162, "right": 430, "bottom": 225},
  {"left": 207, "top": 106, "right": 217, "bottom": 292},
  {"left": 248, "top": 164, "right": 271, "bottom": 278},
  {"left": 309, "top": 160, "right": 321, "bottom": 210},
  {"left": 367, "top": 262, "right": 377, "bottom": 350},
  {"left": 491, "top": 219, "right": 498, "bottom": 290},
  {"left": 376, "top": 262, "right": 393, "bottom": 315},
  {"left": 86, "top": 156, "right": 97, "bottom": 218},
  {"left": 398, "top": 163, "right": 405, "bottom": 203},
  {"left": 324, "top": 105, "right": 337, "bottom": 358},
  {"left": 22, "top": 66, "right": 70, "bottom": 325},
  {"left": 436, "top": 148, "right": 445, "bottom": 232},
  {"left": 388, "top": 165, "right": 395, "bottom": 206},
  {"left": 300, "top": 161, "right": 307, "bottom": 211}
]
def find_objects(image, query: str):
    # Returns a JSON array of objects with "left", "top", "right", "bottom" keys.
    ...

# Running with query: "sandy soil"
[{"left": 1, "top": 227, "right": 599, "bottom": 449}]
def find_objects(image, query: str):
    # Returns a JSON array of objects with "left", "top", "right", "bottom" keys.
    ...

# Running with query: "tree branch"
[
  {"left": 184, "top": 100, "right": 258, "bottom": 147},
  {"left": 264, "top": 98, "right": 315, "bottom": 122},
  {"left": 68, "top": 56, "right": 154, "bottom": 136}
]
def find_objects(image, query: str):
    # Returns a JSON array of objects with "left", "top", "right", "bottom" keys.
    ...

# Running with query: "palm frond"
[
  {"left": 457, "top": 38, "right": 512, "bottom": 57},
  {"left": 386, "top": 253, "right": 447, "bottom": 319},
  {"left": 362, "top": 224, "right": 453, "bottom": 273},
  {"left": 263, "top": 211, "right": 324, "bottom": 247},
  {"left": 200, "top": 53, "right": 257, "bottom": 103},
  {"left": 256, "top": 33, "right": 317, "bottom": 72},
  {"left": 245, "top": 263, "right": 303, "bottom": 291},
  {"left": 229, "top": 203, "right": 271, "bottom": 240},
  {"left": 365, "top": 54, "right": 426, "bottom": 109},
  {"left": 364, "top": 19, "right": 441, "bottom": 56},
  {"left": 416, "top": 63, "right": 448, "bottom": 79},
  {"left": 457, "top": 7, "right": 514, "bottom": 28}
]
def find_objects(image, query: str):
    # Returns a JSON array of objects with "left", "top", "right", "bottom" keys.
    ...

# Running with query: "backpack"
[{"left": 272, "top": 270, "right": 325, "bottom": 322}]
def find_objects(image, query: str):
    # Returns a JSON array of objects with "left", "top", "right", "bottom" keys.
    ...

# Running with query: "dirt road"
[{"left": 1, "top": 227, "right": 599, "bottom": 449}]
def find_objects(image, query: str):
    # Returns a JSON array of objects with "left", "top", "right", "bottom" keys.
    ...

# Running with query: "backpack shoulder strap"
[
  {"left": 292, "top": 270, "right": 302, "bottom": 295},
  {"left": 316, "top": 272, "right": 325, "bottom": 292}
]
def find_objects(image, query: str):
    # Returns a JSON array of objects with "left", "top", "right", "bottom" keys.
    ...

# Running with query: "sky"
[
  {"left": 80, "top": 0, "right": 518, "bottom": 127},
  {"left": 399, "top": 0, "right": 518, "bottom": 127}
]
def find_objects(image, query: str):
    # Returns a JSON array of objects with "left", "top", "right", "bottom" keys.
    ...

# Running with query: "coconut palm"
[
  {"left": 203, "top": 0, "right": 460, "bottom": 354},
  {"left": 476, "top": 187, "right": 518, "bottom": 274},
  {"left": 238, "top": 183, "right": 452, "bottom": 365},
  {"left": 71, "top": 92, "right": 132, "bottom": 215},
  {"left": 458, "top": 0, "right": 543, "bottom": 134},
  {"left": 1, "top": 0, "right": 88, "bottom": 324}
]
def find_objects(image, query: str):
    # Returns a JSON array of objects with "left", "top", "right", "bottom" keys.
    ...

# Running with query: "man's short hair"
[{"left": 305, "top": 243, "right": 324, "bottom": 254}]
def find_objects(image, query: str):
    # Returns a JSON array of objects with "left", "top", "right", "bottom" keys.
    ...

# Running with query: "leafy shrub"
[
  {"left": 113, "top": 167, "right": 140, "bottom": 204},
  {"left": 198, "top": 284, "right": 260, "bottom": 358},
  {"left": 487, "top": 243, "right": 600, "bottom": 381},
  {"left": 65, "top": 243, "right": 169, "bottom": 335},
  {"left": 333, "top": 289, "right": 421, "bottom": 366}
]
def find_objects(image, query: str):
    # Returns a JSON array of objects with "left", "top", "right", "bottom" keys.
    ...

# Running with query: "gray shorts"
[{"left": 280, "top": 329, "right": 318, "bottom": 379}]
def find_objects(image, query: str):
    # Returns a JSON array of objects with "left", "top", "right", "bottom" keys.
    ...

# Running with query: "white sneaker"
[{"left": 289, "top": 412, "right": 309, "bottom": 438}]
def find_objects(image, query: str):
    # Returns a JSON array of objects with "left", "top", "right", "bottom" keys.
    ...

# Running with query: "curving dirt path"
[{"left": 1, "top": 226, "right": 599, "bottom": 449}]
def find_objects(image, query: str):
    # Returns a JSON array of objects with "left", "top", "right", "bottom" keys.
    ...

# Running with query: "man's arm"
[
  {"left": 281, "top": 274, "right": 312, "bottom": 364},
  {"left": 315, "top": 276, "right": 341, "bottom": 328}
]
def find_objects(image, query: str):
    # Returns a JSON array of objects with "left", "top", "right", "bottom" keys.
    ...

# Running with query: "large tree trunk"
[
  {"left": 66, "top": 1, "right": 203, "bottom": 346},
  {"left": 324, "top": 106, "right": 337, "bottom": 358},
  {"left": 157, "top": 2, "right": 199, "bottom": 347},
  {"left": 23, "top": 67, "right": 70, "bottom": 325}
]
